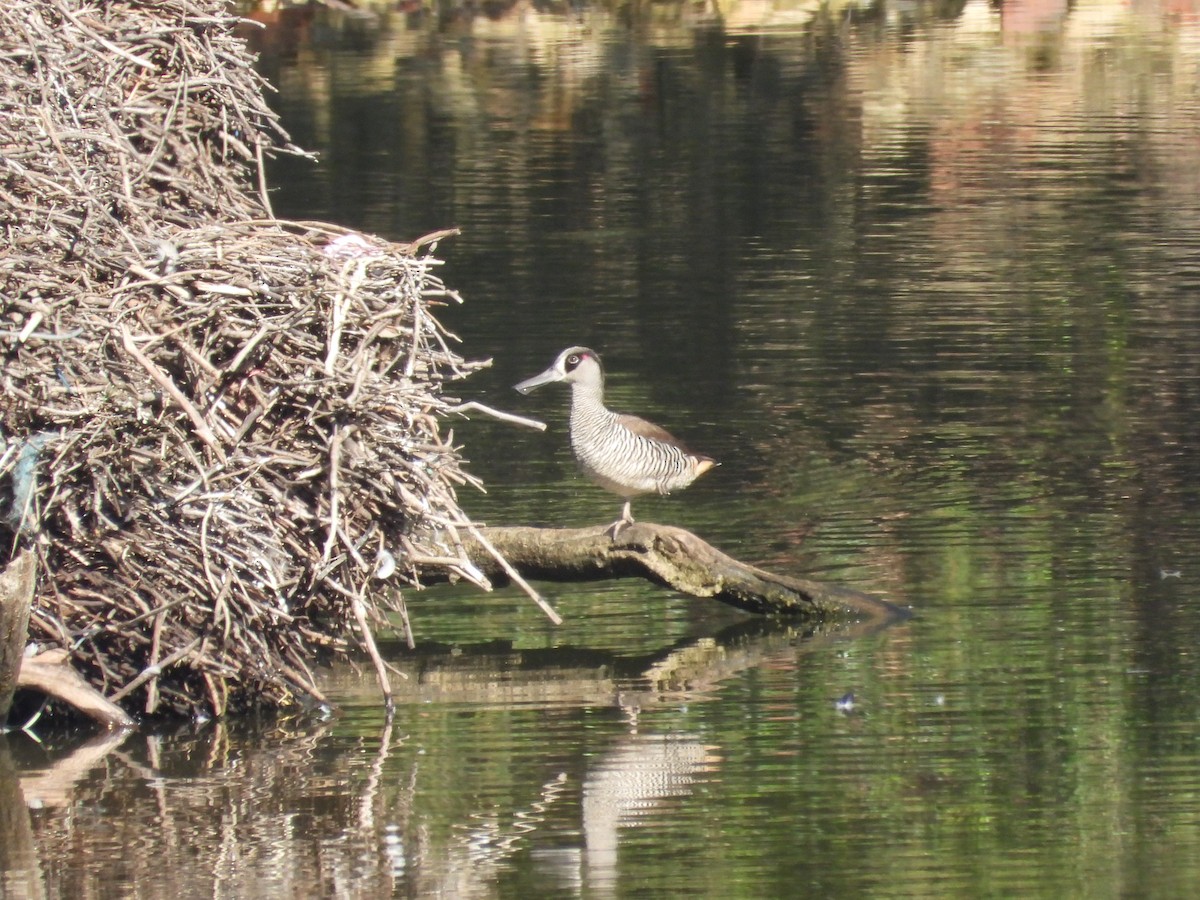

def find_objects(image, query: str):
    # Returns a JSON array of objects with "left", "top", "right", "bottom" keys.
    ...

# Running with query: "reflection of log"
[
  {"left": 453, "top": 524, "right": 905, "bottom": 622},
  {"left": 640, "top": 615, "right": 889, "bottom": 697},
  {"left": 328, "top": 617, "right": 898, "bottom": 709},
  {"left": 0, "top": 736, "right": 46, "bottom": 899},
  {"left": 0, "top": 550, "right": 36, "bottom": 726},
  {"left": 16, "top": 650, "right": 134, "bottom": 731},
  {"left": 15, "top": 729, "right": 130, "bottom": 809}
]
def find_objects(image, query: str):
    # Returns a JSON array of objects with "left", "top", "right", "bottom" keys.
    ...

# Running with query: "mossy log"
[{"left": 447, "top": 523, "right": 906, "bottom": 624}]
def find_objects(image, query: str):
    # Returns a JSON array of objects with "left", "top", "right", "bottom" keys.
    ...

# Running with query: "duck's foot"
[{"left": 607, "top": 502, "right": 635, "bottom": 540}]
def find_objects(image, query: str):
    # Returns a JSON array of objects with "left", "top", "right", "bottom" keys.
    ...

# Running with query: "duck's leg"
[{"left": 608, "top": 500, "right": 635, "bottom": 539}]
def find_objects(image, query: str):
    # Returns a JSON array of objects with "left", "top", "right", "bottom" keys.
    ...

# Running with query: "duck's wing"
[
  {"left": 616, "top": 413, "right": 715, "bottom": 465},
  {"left": 614, "top": 412, "right": 705, "bottom": 458},
  {"left": 615, "top": 413, "right": 683, "bottom": 445}
]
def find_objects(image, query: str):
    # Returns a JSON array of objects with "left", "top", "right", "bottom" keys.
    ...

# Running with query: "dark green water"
[{"left": 7, "top": 1, "right": 1200, "bottom": 897}]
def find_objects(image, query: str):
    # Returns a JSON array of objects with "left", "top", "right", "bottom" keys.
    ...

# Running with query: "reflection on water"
[
  {"left": 581, "top": 733, "right": 719, "bottom": 897},
  {"left": 8, "top": 0, "right": 1200, "bottom": 896},
  {"left": 0, "top": 680, "right": 720, "bottom": 897}
]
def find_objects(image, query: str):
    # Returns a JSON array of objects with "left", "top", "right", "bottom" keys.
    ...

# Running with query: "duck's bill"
[{"left": 514, "top": 368, "right": 561, "bottom": 394}]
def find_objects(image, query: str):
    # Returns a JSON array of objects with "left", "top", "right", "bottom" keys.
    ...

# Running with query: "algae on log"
[
  {"left": 0, "top": 551, "right": 35, "bottom": 727},
  {"left": 448, "top": 523, "right": 906, "bottom": 624}
]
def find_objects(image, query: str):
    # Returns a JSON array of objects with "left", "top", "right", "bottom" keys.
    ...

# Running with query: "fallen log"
[
  {"left": 445, "top": 523, "right": 906, "bottom": 624},
  {"left": 15, "top": 650, "right": 134, "bottom": 731}
]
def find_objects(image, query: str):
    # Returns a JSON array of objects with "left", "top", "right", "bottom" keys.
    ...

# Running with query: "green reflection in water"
[{"left": 8, "top": 0, "right": 1200, "bottom": 897}]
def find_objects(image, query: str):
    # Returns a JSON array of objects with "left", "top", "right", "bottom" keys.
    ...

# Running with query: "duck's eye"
[{"left": 567, "top": 354, "right": 580, "bottom": 366}]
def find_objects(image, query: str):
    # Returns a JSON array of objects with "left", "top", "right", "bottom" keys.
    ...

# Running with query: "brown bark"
[
  {"left": 0, "top": 550, "right": 36, "bottom": 726},
  {"left": 451, "top": 523, "right": 906, "bottom": 623}
]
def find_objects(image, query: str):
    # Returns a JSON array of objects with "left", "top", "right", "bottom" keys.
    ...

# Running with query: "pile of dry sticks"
[{"left": 1, "top": 0, "right": 514, "bottom": 718}]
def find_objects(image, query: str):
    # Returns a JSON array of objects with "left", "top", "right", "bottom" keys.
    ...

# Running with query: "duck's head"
[{"left": 514, "top": 346, "right": 603, "bottom": 394}]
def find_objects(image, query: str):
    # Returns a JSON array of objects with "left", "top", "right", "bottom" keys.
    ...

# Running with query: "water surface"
[{"left": 7, "top": 0, "right": 1200, "bottom": 896}]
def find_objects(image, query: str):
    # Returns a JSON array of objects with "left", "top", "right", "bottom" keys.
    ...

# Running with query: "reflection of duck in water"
[{"left": 581, "top": 734, "right": 720, "bottom": 891}]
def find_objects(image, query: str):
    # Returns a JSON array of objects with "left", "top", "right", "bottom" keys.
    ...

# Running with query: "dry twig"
[{"left": 0, "top": 0, "right": 503, "bottom": 718}]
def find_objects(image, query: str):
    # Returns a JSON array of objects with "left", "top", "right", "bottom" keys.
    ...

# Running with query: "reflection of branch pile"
[{"left": 0, "top": 1, "right": 486, "bottom": 716}]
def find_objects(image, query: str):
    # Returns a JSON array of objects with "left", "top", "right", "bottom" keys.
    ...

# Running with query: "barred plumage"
[{"left": 515, "top": 346, "right": 716, "bottom": 537}]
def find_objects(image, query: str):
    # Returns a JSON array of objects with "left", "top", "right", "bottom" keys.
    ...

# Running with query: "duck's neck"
[{"left": 568, "top": 371, "right": 609, "bottom": 426}]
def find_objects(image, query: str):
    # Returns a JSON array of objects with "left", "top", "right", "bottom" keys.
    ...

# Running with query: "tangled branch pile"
[{"left": 0, "top": 0, "right": 493, "bottom": 717}]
